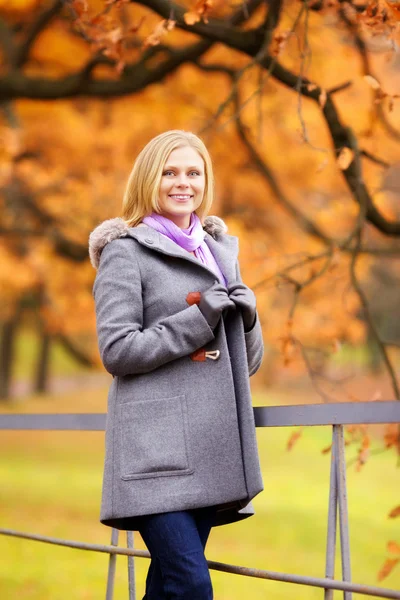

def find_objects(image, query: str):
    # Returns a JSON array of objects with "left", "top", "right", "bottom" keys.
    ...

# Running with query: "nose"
[{"left": 176, "top": 173, "right": 189, "bottom": 187}]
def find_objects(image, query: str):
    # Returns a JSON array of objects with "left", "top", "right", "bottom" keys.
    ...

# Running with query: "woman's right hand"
[{"left": 198, "top": 282, "right": 236, "bottom": 330}]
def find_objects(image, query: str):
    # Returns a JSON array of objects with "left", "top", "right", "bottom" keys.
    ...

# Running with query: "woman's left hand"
[{"left": 228, "top": 282, "right": 257, "bottom": 332}]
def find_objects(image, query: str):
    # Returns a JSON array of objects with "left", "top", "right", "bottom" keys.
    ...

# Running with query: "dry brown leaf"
[
  {"left": 387, "top": 541, "right": 400, "bottom": 555},
  {"left": 287, "top": 429, "right": 302, "bottom": 451},
  {"left": 272, "top": 31, "right": 290, "bottom": 57},
  {"left": 364, "top": 75, "right": 381, "bottom": 90},
  {"left": 72, "top": 0, "right": 88, "bottom": 17},
  {"left": 378, "top": 558, "right": 400, "bottom": 581},
  {"left": 384, "top": 424, "right": 400, "bottom": 449},
  {"left": 361, "top": 435, "right": 370, "bottom": 449},
  {"left": 389, "top": 505, "right": 400, "bottom": 519},
  {"left": 184, "top": 0, "right": 213, "bottom": 25},
  {"left": 144, "top": 19, "right": 175, "bottom": 47},
  {"left": 337, "top": 147, "right": 354, "bottom": 170}
]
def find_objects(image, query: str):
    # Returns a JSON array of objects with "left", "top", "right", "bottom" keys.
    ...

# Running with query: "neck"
[{"left": 160, "top": 212, "right": 191, "bottom": 229}]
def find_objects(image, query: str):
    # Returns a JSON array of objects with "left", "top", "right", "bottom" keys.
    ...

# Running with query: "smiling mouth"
[{"left": 169, "top": 195, "right": 193, "bottom": 199}]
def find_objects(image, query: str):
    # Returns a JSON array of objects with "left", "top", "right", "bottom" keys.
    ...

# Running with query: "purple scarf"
[{"left": 142, "top": 212, "right": 226, "bottom": 285}]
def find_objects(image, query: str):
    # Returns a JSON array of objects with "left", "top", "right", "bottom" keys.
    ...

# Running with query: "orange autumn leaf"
[
  {"left": 287, "top": 428, "right": 303, "bottom": 451},
  {"left": 387, "top": 541, "right": 400, "bottom": 555},
  {"left": 384, "top": 424, "right": 400, "bottom": 450},
  {"left": 378, "top": 558, "right": 400, "bottom": 581},
  {"left": 321, "top": 444, "right": 332, "bottom": 454},
  {"left": 389, "top": 505, "right": 400, "bottom": 519}
]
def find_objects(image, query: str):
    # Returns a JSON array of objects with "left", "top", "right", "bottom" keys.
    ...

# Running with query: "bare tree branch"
[
  {"left": 361, "top": 149, "right": 390, "bottom": 168},
  {"left": 14, "top": 0, "right": 64, "bottom": 68},
  {"left": 139, "top": 0, "right": 400, "bottom": 237},
  {"left": 349, "top": 231, "right": 400, "bottom": 400},
  {"left": 0, "top": 0, "right": 263, "bottom": 101},
  {"left": 56, "top": 333, "right": 96, "bottom": 367},
  {"left": 233, "top": 90, "right": 332, "bottom": 244},
  {"left": 133, "top": 0, "right": 265, "bottom": 51}
]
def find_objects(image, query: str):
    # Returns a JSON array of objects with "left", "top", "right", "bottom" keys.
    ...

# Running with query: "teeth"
[{"left": 170, "top": 195, "right": 191, "bottom": 199}]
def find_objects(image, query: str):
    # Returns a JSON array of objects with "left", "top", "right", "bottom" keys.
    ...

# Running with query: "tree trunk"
[
  {"left": 0, "top": 316, "right": 18, "bottom": 400},
  {"left": 34, "top": 331, "right": 51, "bottom": 394}
]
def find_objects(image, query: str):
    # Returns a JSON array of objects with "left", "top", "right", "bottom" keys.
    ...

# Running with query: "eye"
[
  {"left": 189, "top": 170, "right": 201, "bottom": 176},
  {"left": 163, "top": 170, "right": 175, "bottom": 176}
]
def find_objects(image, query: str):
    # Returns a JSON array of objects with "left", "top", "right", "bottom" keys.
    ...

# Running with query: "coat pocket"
[{"left": 119, "top": 395, "right": 194, "bottom": 480}]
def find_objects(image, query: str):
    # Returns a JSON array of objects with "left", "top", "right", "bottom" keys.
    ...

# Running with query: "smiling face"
[{"left": 158, "top": 145, "right": 206, "bottom": 229}]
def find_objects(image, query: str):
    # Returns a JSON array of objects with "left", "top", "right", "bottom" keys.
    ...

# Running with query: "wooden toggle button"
[{"left": 186, "top": 291, "right": 201, "bottom": 306}]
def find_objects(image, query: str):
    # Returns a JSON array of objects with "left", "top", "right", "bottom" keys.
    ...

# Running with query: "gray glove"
[
  {"left": 228, "top": 282, "right": 257, "bottom": 332},
  {"left": 199, "top": 282, "right": 236, "bottom": 330}
]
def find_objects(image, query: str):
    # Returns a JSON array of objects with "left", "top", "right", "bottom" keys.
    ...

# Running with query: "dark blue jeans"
[{"left": 138, "top": 507, "right": 216, "bottom": 599}]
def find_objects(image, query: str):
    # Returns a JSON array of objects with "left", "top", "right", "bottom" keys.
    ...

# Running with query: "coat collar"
[{"left": 89, "top": 216, "right": 239, "bottom": 285}]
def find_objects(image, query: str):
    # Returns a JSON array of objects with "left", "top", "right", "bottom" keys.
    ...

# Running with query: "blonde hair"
[{"left": 122, "top": 130, "right": 214, "bottom": 227}]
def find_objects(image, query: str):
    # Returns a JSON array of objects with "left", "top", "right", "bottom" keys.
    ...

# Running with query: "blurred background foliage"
[
  {"left": 0, "top": 0, "right": 400, "bottom": 399},
  {"left": 0, "top": 0, "right": 400, "bottom": 596}
]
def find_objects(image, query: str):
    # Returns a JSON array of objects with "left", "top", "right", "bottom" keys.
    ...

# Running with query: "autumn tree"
[{"left": 0, "top": 0, "right": 399, "bottom": 392}]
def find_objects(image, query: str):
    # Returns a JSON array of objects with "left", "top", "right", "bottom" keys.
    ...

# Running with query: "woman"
[{"left": 89, "top": 130, "right": 264, "bottom": 599}]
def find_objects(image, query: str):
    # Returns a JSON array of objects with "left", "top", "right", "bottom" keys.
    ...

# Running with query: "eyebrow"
[{"left": 163, "top": 165, "right": 203, "bottom": 170}]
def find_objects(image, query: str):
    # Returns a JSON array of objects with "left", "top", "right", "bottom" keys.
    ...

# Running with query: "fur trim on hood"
[{"left": 88, "top": 215, "right": 228, "bottom": 269}]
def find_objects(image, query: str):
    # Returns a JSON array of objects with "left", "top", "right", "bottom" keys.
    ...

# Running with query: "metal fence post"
[
  {"left": 324, "top": 425, "right": 338, "bottom": 600},
  {"left": 335, "top": 425, "right": 352, "bottom": 600},
  {"left": 105, "top": 528, "right": 119, "bottom": 600},
  {"left": 127, "top": 531, "right": 136, "bottom": 600}
]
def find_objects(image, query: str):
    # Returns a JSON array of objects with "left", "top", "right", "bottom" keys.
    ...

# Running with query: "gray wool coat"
[{"left": 89, "top": 215, "right": 264, "bottom": 530}]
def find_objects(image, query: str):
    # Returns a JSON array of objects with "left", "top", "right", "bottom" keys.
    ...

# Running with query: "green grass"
[{"left": 0, "top": 387, "right": 399, "bottom": 599}]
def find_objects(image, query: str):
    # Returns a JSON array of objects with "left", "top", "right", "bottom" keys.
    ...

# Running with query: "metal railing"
[{"left": 1, "top": 401, "right": 400, "bottom": 599}]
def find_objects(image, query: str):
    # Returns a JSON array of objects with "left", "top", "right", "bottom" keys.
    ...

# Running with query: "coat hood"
[{"left": 89, "top": 215, "right": 228, "bottom": 269}]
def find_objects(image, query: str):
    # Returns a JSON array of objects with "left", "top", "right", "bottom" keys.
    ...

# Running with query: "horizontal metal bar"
[
  {"left": 254, "top": 401, "right": 400, "bottom": 427},
  {"left": 0, "top": 413, "right": 107, "bottom": 431},
  {"left": 0, "top": 402, "right": 399, "bottom": 431},
  {"left": 0, "top": 528, "right": 399, "bottom": 599}
]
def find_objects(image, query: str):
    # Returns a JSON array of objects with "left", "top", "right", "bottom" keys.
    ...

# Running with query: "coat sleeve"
[
  {"left": 235, "top": 260, "right": 264, "bottom": 377},
  {"left": 93, "top": 239, "right": 215, "bottom": 376}
]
